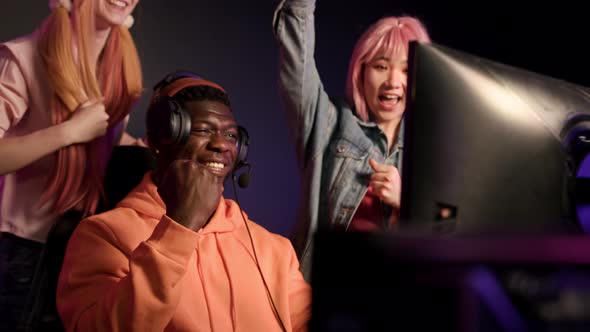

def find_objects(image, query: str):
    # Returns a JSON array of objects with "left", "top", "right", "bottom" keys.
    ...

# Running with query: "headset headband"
[
  {"left": 150, "top": 77, "right": 227, "bottom": 107},
  {"left": 160, "top": 77, "right": 225, "bottom": 96}
]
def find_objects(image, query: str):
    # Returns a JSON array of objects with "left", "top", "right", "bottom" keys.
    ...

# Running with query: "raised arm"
[
  {"left": 57, "top": 215, "right": 199, "bottom": 332},
  {"left": 0, "top": 48, "right": 109, "bottom": 175},
  {"left": 273, "top": 0, "right": 338, "bottom": 167}
]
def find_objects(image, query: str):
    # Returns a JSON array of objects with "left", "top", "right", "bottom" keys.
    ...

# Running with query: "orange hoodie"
[{"left": 57, "top": 173, "right": 311, "bottom": 331}]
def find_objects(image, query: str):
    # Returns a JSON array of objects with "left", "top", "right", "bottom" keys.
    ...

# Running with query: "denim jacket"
[{"left": 274, "top": 0, "right": 403, "bottom": 279}]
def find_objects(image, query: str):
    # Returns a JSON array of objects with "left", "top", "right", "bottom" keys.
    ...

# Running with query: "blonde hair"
[
  {"left": 38, "top": 0, "right": 143, "bottom": 216},
  {"left": 346, "top": 16, "right": 430, "bottom": 121}
]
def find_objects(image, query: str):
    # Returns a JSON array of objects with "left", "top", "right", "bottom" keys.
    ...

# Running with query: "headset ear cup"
[
  {"left": 146, "top": 97, "right": 192, "bottom": 148},
  {"left": 175, "top": 103, "right": 192, "bottom": 145},
  {"left": 236, "top": 126, "right": 250, "bottom": 168}
]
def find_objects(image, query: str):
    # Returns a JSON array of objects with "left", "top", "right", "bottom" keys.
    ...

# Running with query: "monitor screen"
[{"left": 399, "top": 41, "right": 590, "bottom": 235}]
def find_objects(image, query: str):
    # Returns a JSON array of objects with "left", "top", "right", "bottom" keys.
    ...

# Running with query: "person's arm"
[
  {"left": 273, "top": 0, "right": 338, "bottom": 167},
  {"left": 0, "top": 102, "right": 109, "bottom": 175},
  {"left": 58, "top": 159, "right": 224, "bottom": 331},
  {"left": 0, "top": 48, "right": 64, "bottom": 174},
  {"left": 0, "top": 122, "right": 70, "bottom": 174},
  {"left": 0, "top": 48, "right": 109, "bottom": 175},
  {"left": 57, "top": 214, "right": 199, "bottom": 332}
]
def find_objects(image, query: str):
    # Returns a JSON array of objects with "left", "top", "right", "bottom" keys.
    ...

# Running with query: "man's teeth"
[
  {"left": 205, "top": 162, "right": 225, "bottom": 169},
  {"left": 108, "top": 0, "right": 127, "bottom": 8}
]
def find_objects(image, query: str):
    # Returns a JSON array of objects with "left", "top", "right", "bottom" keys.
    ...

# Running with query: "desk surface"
[{"left": 311, "top": 232, "right": 590, "bottom": 332}]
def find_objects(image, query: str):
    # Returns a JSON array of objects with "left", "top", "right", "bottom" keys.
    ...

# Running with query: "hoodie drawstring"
[
  {"left": 196, "top": 242, "right": 215, "bottom": 331},
  {"left": 216, "top": 233, "right": 237, "bottom": 331}
]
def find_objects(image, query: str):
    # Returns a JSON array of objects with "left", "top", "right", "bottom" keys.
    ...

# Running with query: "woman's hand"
[
  {"left": 368, "top": 158, "right": 401, "bottom": 209},
  {"left": 63, "top": 100, "right": 109, "bottom": 144}
]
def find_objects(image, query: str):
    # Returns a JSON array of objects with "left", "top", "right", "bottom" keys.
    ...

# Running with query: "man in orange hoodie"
[{"left": 56, "top": 71, "right": 311, "bottom": 332}]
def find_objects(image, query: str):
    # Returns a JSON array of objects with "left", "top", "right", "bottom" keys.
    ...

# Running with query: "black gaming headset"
[{"left": 145, "top": 71, "right": 250, "bottom": 174}]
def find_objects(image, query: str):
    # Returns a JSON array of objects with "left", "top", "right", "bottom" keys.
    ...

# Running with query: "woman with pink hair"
[
  {"left": 273, "top": 0, "right": 430, "bottom": 280},
  {"left": 0, "top": 0, "right": 142, "bottom": 330}
]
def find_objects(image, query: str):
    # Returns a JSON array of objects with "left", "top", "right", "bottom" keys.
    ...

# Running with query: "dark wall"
[{"left": 1, "top": 0, "right": 587, "bottom": 236}]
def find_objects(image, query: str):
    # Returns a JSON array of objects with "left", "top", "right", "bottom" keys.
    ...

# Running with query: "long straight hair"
[
  {"left": 37, "top": 0, "right": 143, "bottom": 217},
  {"left": 346, "top": 16, "right": 430, "bottom": 121}
]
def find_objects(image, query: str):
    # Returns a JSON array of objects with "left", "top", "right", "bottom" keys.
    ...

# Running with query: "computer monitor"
[{"left": 399, "top": 41, "right": 590, "bottom": 235}]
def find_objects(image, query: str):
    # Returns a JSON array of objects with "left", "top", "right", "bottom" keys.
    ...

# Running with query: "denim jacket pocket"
[
  {"left": 327, "top": 138, "right": 369, "bottom": 206},
  {"left": 330, "top": 138, "right": 367, "bottom": 160}
]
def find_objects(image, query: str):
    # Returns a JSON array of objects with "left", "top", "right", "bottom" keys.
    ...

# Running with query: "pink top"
[{"left": 0, "top": 31, "right": 122, "bottom": 242}]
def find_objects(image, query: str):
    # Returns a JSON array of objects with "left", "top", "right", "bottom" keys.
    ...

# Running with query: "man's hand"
[
  {"left": 368, "top": 158, "right": 401, "bottom": 209},
  {"left": 157, "top": 160, "right": 224, "bottom": 231}
]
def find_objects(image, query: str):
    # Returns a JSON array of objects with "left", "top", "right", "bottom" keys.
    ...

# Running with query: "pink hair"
[
  {"left": 37, "top": 0, "right": 143, "bottom": 217},
  {"left": 346, "top": 16, "right": 431, "bottom": 121}
]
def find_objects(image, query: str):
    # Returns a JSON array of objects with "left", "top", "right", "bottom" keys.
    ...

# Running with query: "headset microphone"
[{"left": 235, "top": 162, "right": 252, "bottom": 189}]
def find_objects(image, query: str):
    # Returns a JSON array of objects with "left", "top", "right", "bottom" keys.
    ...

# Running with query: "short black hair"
[{"left": 172, "top": 85, "right": 231, "bottom": 108}]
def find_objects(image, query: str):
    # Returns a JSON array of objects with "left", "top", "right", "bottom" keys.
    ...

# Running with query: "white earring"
[{"left": 123, "top": 15, "right": 134, "bottom": 29}]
